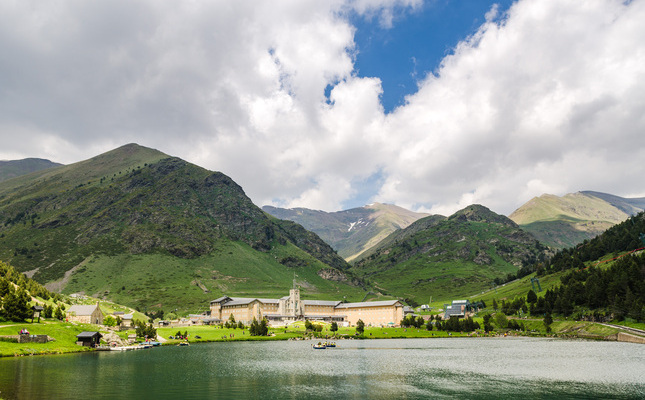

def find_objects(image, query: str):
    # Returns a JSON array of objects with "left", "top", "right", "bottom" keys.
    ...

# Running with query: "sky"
[{"left": 1, "top": 0, "right": 644, "bottom": 216}]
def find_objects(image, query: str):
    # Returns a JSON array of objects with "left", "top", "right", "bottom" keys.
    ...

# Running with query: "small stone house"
[
  {"left": 120, "top": 314, "right": 134, "bottom": 328},
  {"left": 67, "top": 302, "right": 104, "bottom": 325}
]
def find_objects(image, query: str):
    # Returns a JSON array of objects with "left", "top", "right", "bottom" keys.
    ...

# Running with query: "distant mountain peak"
[
  {"left": 450, "top": 204, "right": 516, "bottom": 227},
  {"left": 509, "top": 190, "right": 645, "bottom": 249},
  {"left": 0, "top": 158, "right": 63, "bottom": 183},
  {"left": 263, "top": 203, "right": 429, "bottom": 261}
]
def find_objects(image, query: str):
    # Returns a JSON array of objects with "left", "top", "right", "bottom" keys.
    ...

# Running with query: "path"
[{"left": 600, "top": 323, "right": 645, "bottom": 337}]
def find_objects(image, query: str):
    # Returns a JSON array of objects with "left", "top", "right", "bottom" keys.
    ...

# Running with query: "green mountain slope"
[
  {"left": 0, "top": 158, "right": 62, "bottom": 183},
  {"left": 263, "top": 203, "right": 429, "bottom": 261},
  {"left": 466, "top": 211, "right": 645, "bottom": 323},
  {"left": 509, "top": 191, "right": 645, "bottom": 249},
  {"left": 0, "top": 144, "right": 364, "bottom": 312},
  {"left": 351, "top": 205, "right": 547, "bottom": 305}
]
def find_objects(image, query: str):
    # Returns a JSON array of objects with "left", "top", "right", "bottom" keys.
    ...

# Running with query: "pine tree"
[
  {"left": 54, "top": 306, "right": 65, "bottom": 320},
  {"left": 356, "top": 319, "right": 365, "bottom": 335},
  {"left": 249, "top": 318, "right": 259, "bottom": 336},
  {"left": 3, "top": 287, "right": 32, "bottom": 322},
  {"left": 259, "top": 318, "right": 268, "bottom": 336}
]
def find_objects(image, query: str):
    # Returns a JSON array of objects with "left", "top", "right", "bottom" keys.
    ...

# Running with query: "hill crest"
[{"left": 0, "top": 144, "right": 362, "bottom": 312}]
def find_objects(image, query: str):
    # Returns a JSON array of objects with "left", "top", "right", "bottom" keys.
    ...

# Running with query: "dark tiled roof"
[{"left": 76, "top": 331, "right": 102, "bottom": 339}]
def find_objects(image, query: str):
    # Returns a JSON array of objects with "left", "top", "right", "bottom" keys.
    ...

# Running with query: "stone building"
[
  {"left": 210, "top": 288, "right": 404, "bottom": 327},
  {"left": 66, "top": 302, "right": 104, "bottom": 325}
]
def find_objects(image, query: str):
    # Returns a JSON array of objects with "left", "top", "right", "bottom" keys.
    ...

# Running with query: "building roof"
[
  {"left": 210, "top": 296, "right": 232, "bottom": 304},
  {"left": 257, "top": 298, "right": 279, "bottom": 304},
  {"left": 335, "top": 300, "right": 402, "bottom": 309},
  {"left": 444, "top": 305, "right": 465, "bottom": 318},
  {"left": 122, "top": 314, "right": 133, "bottom": 320},
  {"left": 451, "top": 300, "right": 469, "bottom": 305},
  {"left": 76, "top": 331, "right": 102, "bottom": 339},
  {"left": 67, "top": 304, "right": 100, "bottom": 316},
  {"left": 212, "top": 295, "right": 402, "bottom": 310},
  {"left": 215, "top": 297, "right": 280, "bottom": 306},
  {"left": 303, "top": 300, "right": 341, "bottom": 307},
  {"left": 224, "top": 297, "right": 260, "bottom": 306}
]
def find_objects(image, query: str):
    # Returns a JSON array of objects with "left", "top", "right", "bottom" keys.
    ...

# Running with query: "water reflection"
[{"left": 0, "top": 338, "right": 643, "bottom": 399}]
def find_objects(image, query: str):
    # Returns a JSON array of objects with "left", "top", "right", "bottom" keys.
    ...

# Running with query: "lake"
[{"left": 0, "top": 337, "right": 643, "bottom": 399}]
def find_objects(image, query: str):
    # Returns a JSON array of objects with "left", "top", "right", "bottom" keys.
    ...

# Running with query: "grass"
[
  {"left": 351, "top": 214, "right": 544, "bottom": 305},
  {"left": 0, "top": 320, "right": 101, "bottom": 357},
  {"left": 0, "top": 315, "right": 635, "bottom": 359},
  {"left": 463, "top": 250, "right": 635, "bottom": 307},
  {"left": 61, "top": 240, "right": 367, "bottom": 314},
  {"left": 609, "top": 320, "right": 645, "bottom": 332},
  {"left": 156, "top": 321, "right": 472, "bottom": 344}
]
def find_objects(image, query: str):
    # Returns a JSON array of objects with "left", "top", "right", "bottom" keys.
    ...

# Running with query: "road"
[{"left": 600, "top": 323, "right": 645, "bottom": 336}]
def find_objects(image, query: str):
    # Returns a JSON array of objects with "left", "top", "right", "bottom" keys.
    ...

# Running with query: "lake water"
[{"left": 0, "top": 337, "right": 643, "bottom": 399}]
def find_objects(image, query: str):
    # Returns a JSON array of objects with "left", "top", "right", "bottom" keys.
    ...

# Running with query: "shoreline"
[{"left": 3, "top": 327, "right": 637, "bottom": 359}]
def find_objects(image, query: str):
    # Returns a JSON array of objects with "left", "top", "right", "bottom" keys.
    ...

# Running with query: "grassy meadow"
[{"left": 62, "top": 240, "right": 368, "bottom": 314}]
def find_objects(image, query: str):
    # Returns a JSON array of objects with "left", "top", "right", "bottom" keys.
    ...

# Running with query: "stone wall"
[
  {"left": 617, "top": 332, "right": 645, "bottom": 344},
  {"left": 19, "top": 334, "right": 52, "bottom": 343}
]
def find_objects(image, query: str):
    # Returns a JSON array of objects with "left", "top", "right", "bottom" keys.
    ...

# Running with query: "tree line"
[{"left": 0, "top": 260, "right": 65, "bottom": 322}]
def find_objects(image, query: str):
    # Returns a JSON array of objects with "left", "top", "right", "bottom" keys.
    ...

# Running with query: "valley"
[{"left": 0, "top": 143, "right": 643, "bottom": 323}]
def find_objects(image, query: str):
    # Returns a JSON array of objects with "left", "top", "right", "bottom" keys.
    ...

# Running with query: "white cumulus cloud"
[{"left": 0, "top": 0, "right": 643, "bottom": 216}]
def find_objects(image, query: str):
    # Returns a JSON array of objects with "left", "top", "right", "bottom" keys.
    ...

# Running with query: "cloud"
[
  {"left": 0, "top": 0, "right": 643, "bottom": 216},
  {"left": 376, "top": 0, "right": 645, "bottom": 214}
]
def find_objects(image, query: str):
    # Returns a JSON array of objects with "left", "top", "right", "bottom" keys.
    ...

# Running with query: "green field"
[
  {"left": 0, "top": 321, "right": 100, "bottom": 357},
  {"left": 1, "top": 315, "right": 634, "bottom": 359}
]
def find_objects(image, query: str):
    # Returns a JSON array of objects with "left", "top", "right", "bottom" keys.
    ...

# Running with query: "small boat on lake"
[
  {"left": 313, "top": 342, "right": 326, "bottom": 349},
  {"left": 324, "top": 342, "right": 336, "bottom": 348},
  {"left": 177, "top": 341, "right": 190, "bottom": 346},
  {"left": 110, "top": 346, "right": 138, "bottom": 351}
]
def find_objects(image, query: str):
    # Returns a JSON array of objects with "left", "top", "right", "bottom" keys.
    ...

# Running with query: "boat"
[
  {"left": 312, "top": 342, "right": 326, "bottom": 349},
  {"left": 324, "top": 342, "right": 336, "bottom": 348},
  {"left": 177, "top": 341, "right": 190, "bottom": 346},
  {"left": 110, "top": 346, "right": 138, "bottom": 351}
]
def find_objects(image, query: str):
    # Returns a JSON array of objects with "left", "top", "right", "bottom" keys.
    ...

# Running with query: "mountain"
[
  {"left": 0, "top": 144, "right": 365, "bottom": 312},
  {"left": 0, "top": 158, "right": 62, "bottom": 182},
  {"left": 350, "top": 205, "right": 547, "bottom": 305},
  {"left": 262, "top": 203, "right": 429, "bottom": 261},
  {"left": 509, "top": 191, "right": 645, "bottom": 249}
]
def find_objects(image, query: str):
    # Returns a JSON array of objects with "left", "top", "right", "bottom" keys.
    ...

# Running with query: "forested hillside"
[
  {"left": 538, "top": 211, "right": 645, "bottom": 275},
  {"left": 495, "top": 212, "right": 645, "bottom": 324},
  {"left": 0, "top": 260, "right": 61, "bottom": 322}
]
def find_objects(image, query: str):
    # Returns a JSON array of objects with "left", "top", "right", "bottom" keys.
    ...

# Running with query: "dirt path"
[{"left": 600, "top": 323, "right": 645, "bottom": 336}]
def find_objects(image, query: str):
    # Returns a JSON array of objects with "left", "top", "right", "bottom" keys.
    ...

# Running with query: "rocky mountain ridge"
[{"left": 263, "top": 203, "right": 428, "bottom": 261}]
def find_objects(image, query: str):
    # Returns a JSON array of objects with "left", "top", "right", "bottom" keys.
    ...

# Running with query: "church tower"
[{"left": 287, "top": 277, "right": 304, "bottom": 318}]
